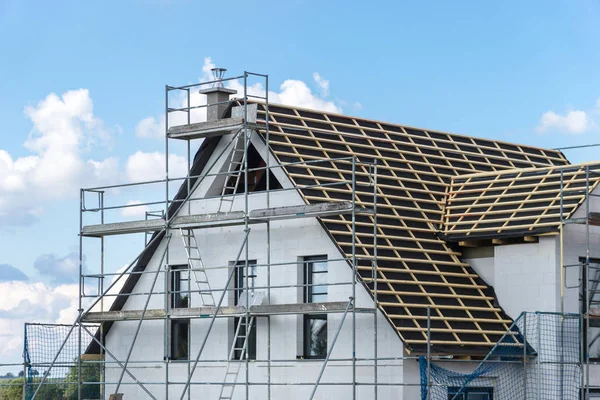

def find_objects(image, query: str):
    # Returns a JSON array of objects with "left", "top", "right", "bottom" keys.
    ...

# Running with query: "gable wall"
[{"left": 103, "top": 133, "right": 406, "bottom": 399}]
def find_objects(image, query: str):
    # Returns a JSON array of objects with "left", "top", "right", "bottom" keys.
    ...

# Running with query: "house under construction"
[{"left": 20, "top": 69, "right": 600, "bottom": 399}]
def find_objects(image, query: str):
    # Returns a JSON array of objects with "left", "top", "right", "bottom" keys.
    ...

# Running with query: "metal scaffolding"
[
  {"left": 16, "top": 70, "right": 586, "bottom": 400},
  {"left": 559, "top": 163, "right": 600, "bottom": 399},
  {"left": 22, "top": 70, "right": 401, "bottom": 400}
]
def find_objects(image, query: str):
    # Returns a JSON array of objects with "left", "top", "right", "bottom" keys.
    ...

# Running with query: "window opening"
[{"left": 303, "top": 256, "right": 328, "bottom": 358}]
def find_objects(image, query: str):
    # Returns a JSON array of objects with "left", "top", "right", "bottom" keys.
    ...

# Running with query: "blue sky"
[{"left": 0, "top": 0, "right": 599, "bottom": 366}]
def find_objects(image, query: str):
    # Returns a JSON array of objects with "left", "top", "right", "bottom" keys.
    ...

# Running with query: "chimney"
[{"left": 199, "top": 68, "right": 237, "bottom": 122}]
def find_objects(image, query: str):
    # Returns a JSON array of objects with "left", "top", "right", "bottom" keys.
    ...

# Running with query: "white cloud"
[
  {"left": 125, "top": 151, "right": 188, "bottom": 182},
  {"left": 536, "top": 99, "right": 600, "bottom": 135},
  {"left": 202, "top": 56, "right": 216, "bottom": 82},
  {"left": 312, "top": 72, "right": 330, "bottom": 97},
  {"left": 135, "top": 58, "right": 343, "bottom": 143},
  {"left": 135, "top": 116, "right": 165, "bottom": 140},
  {"left": 0, "top": 89, "right": 119, "bottom": 226},
  {"left": 0, "top": 281, "right": 79, "bottom": 361},
  {"left": 121, "top": 200, "right": 150, "bottom": 217},
  {"left": 33, "top": 252, "right": 82, "bottom": 284},
  {"left": 0, "top": 262, "right": 129, "bottom": 364},
  {"left": 536, "top": 110, "right": 592, "bottom": 134},
  {"left": 227, "top": 77, "right": 341, "bottom": 114}
]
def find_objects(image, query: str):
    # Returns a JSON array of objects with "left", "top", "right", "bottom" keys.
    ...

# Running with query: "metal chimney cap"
[
  {"left": 199, "top": 67, "right": 237, "bottom": 95},
  {"left": 211, "top": 68, "right": 227, "bottom": 88}
]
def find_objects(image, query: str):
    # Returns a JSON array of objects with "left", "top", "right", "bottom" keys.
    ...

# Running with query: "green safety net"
[
  {"left": 419, "top": 312, "right": 580, "bottom": 400},
  {"left": 24, "top": 323, "right": 102, "bottom": 400}
]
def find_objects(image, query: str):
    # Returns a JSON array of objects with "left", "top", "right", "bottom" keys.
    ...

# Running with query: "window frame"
[
  {"left": 447, "top": 386, "right": 493, "bottom": 399},
  {"left": 303, "top": 255, "right": 328, "bottom": 359},
  {"left": 233, "top": 260, "right": 258, "bottom": 360},
  {"left": 170, "top": 264, "right": 190, "bottom": 309},
  {"left": 170, "top": 265, "right": 190, "bottom": 360},
  {"left": 170, "top": 319, "right": 189, "bottom": 361}
]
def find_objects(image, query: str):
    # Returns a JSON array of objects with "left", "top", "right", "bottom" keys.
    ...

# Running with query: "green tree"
[
  {"left": 63, "top": 362, "right": 101, "bottom": 400},
  {"left": 0, "top": 377, "right": 23, "bottom": 400}
]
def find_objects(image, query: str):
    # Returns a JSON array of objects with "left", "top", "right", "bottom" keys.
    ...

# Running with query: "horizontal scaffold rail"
[
  {"left": 81, "top": 201, "right": 371, "bottom": 237},
  {"left": 564, "top": 212, "right": 600, "bottom": 227},
  {"left": 82, "top": 301, "right": 375, "bottom": 322},
  {"left": 167, "top": 117, "right": 261, "bottom": 140}
]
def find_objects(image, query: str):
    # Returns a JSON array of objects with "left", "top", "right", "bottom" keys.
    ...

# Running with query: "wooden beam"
[
  {"left": 523, "top": 236, "right": 538, "bottom": 243},
  {"left": 459, "top": 240, "right": 487, "bottom": 248},
  {"left": 492, "top": 238, "right": 508, "bottom": 245},
  {"left": 80, "top": 353, "right": 104, "bottom": 361}
]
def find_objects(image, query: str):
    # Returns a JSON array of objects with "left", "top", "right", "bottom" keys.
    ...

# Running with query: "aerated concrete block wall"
[{"left": 103, "top": 131, "right": 406, "bottom": 399}]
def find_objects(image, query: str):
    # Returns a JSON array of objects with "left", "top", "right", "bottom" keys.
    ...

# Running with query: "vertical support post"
[
  {"left": 99, "top": 191, "right": 105, "bottom": 400},
  {"left": 78, "top": 189, "right": 84, "bottom": 400},
  {"left": 22, "top": 324, "right": 27, "bottom": 400},
  {"left": 372, "top": 161, "right": 378, "bottom": 400},
  {"left": 560, "top": 170, "right": 565, "bottom": 313},
  {"left": 185, "top": 86, "right": 192, "bottom": 400},
  {"left": 351, "top": 157, "right": 357, "bottom": 400},
  {"left": 243, "top": 72, "right": 250, "bottom": 400},
  {"left": 165, "top": 85, "right": 170, "bottom": 223},
  {"left": 426, "top": 306, "right": 431, "bottom": 400},
  {"left": 265, "top": 74, "right": 271, "bottom": 400},
  {"left": 524, "top": 312, "right": 528, "bottom": 400},
  {"left": 536, "top": 313, "right": 541, "bottom": 400},
  {"left": 165, "top": 84, "right": 171, "bottom": 400},
  {"left": 164, "top": 262, "right": 170, "bottom": 400},
  {"left": 559, "top": 168, "right": 566, "bottom": 399},
  {"left": 585, "top": 166, "right": 590, "bottom": 400}
]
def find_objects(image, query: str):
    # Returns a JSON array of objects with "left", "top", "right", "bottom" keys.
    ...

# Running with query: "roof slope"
[
  {"left": 442, "top": 163, "right": 600, "bottom": 241},
  {"left": 90, "top": 100, "right": 570, "bottom": 356},
  {"left": 251, "top": 101, "right": 569, "bottom": 354}
]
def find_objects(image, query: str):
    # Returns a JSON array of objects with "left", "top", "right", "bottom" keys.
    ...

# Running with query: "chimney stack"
[{"left": 199, "top": 68, "right": 237, "bottom": 122}]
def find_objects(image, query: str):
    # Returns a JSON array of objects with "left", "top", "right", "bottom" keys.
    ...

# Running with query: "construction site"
[{"left": 5, "top": 69, "right": 600, "bottom": 399}]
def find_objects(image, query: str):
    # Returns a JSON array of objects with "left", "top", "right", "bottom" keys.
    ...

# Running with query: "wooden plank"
[
  {"left": 459, "top": 240, "right": 487, "bottom": 248},
  {"left": 356, "top": 266, "right": 480, "bottom": 279},
  {"left": 82, "top": 301, "right": 371, "bottom": 322},
  {"left": 373, "top": 289, "right": 494, "bottom": 301},
  {"left": 387, "top": 314, "right": 512, "bottom": 324},
  {"left": 377, "top": 301, "right": 502, "bottom": 312},
  {"left": 167, "top": 117, "right": 247, "bottom": 140},
  {"left": 268, "top": 115, "right": 564, "bottom": 168},
  {"left": 361, "top": 277, "right": 487, "bottom": 289}
]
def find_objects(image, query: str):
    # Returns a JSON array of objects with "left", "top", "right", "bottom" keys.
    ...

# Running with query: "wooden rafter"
[{"left": 240, "top": 100, "right": 569, "bottom": 352}]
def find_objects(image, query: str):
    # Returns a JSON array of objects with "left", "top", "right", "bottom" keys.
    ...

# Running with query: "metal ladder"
[
  {"left": 218, "top": 315, "right": 255, "bottom": 400},
  {"left": 180, "top": 228, "right": 215, "bottom": 306},
  {"left": 218, "top": 129, "right": 253, "bottom": 213}
]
